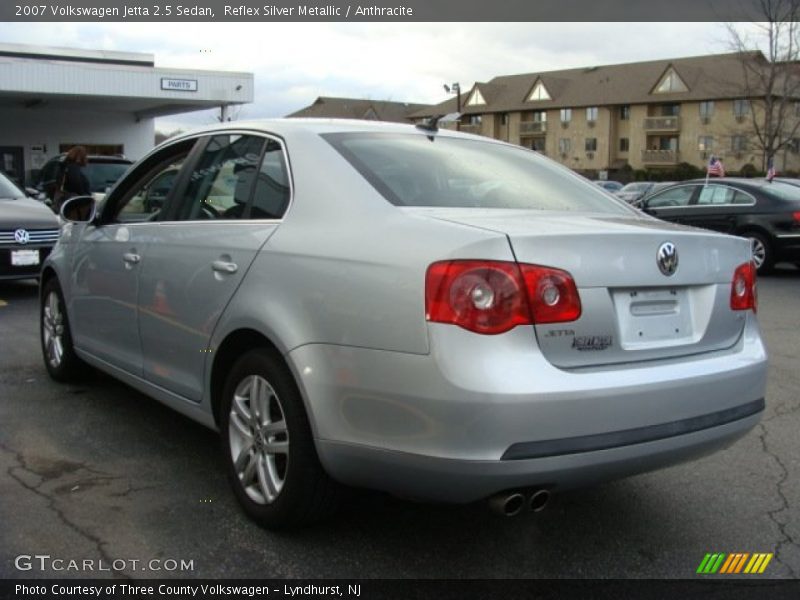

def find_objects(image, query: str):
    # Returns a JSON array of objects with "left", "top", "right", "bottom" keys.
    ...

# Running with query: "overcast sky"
[{"left": 0, "top": 22, "right": 759, "bottom": 132}]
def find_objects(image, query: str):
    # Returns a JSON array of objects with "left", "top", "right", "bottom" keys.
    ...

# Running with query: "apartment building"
[
  {"left": 412, "top": 52, "right": 800, "bottom": 175},
  {"left": 288, "top": 96, "right": 430, "bottom": 123}
]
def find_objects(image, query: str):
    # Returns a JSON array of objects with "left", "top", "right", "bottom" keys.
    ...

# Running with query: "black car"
[
  {"left": 640, "top": 178, "right": 800, "bottom": 273},
  {"left": 36, "top": 154, "right": 133, "bottom": 204},
  {"left": 0, "top": 171, "right": 60, "bottom": 281}
]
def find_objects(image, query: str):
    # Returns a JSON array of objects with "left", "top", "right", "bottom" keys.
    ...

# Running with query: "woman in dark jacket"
[{"left": 54, "top": 146, "right": 90, "bottom": 212}]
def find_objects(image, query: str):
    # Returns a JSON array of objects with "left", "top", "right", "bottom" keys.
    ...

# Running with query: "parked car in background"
[
  {"left": 36, "top": 154, "right": 133, "bottom": 206},
  {"left": 0, "top": 170, "right": 60, "bottom": 280},
  {"left": 594, "top": 180, "right": 623, "bottom": 193},
  {"left": 44, "top": 120, "right": 766, "bottom": 528},
  {"left": 640, "top": 178, "right": 800, "bottom": 273},
  {"left": 616, "top": 181, "right": 655, "bottom": 203}
]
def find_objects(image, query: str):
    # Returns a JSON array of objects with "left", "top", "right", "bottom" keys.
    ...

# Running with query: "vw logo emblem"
[
  {"left": 14, "top": 229, "right": 30, "bottom": 245},
  {"left": 657, "top": 241, "right": 678, "bottom": 276}
]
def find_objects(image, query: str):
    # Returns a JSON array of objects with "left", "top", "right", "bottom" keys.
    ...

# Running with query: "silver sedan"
[{"left": 43, "top": 119, "right": 767, "bottom": 527}]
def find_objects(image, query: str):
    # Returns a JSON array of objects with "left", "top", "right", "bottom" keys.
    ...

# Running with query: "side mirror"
[{"left": 60, "top": 195, "right": 97, "bottom": 223}]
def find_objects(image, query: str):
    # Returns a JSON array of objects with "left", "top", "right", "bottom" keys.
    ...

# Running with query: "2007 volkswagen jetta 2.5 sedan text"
[{"left": 42, "top": 119, "right": 767, "bottom": 527}]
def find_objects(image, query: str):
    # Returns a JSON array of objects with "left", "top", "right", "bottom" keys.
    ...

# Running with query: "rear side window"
[
  {"left": 325, "top": 133, "right": 632, "bottom": 214},
  {"left": 646, "top": 186, "right": 695, "bottom": 208}
]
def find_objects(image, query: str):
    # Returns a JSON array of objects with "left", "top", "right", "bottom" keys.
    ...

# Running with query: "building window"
[
  {"left": 586, "top": 106, "right": 598, "bottom": 122},
  {"left": 560, "top": 108, "right": 572, "bottom": 123},
  {"left": 795, "top": 102, "right": 800, "bottom": 118},
  {"left": 733, "top": 99, "right": 750, "bottom": 118},
  {"left": 531, "top": 138, "right": 546, "bottom": 153},
  {"left": 654, "top": 67, "right": 689, "bottom": 93},
  {"left": 699, "top": 101, "right": 714, "bottom": 119},
  {"left": 466, "top": 88, "right": 486, "bottom": 106},
  {"left": 585, "top": 138, "right": 597, "bottom": 152},
  {"left": 558, "top": 138, "right": 571, "bottom": 154},
  {"left": 732, "top": 135, "right": 748, "bottom": 152},
  {"left": 527, "top": 81, "right": 551, "bottom": 101},
  {"left": 532, "top": 110, "right": 547, "bottom": 123},
  {"left": 698, "top": 136, "right": 713, "bottom": 151},
  {"left": 619, "top": 138, "right": 629, "bottom": 152},
  {"left": 501, "top": 113, "right": 508, "bottom": 125},
  {"left": 620, "top": 105, "right": 630, "bottom": 120},
  {"left": 468, "top": 115, "right": 482, "bottom": 125}
]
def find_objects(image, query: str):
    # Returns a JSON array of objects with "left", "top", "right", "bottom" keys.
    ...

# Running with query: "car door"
[
  {"left": 641, "top": 184, "right": 697, "bottom": 224},
  {"left": 137, "top": 132, "right": 291, "bottom": 402},
  {"left": 680, "top": 184, "right": 754, "bottom": 235},
  {"left": 69, "top": 140, "right": 197, "bottom": 375}
]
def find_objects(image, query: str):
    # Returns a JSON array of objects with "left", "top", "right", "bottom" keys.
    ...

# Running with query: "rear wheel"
[
  {"left": 220, "top": 348, "right": 341, "bottom": 528},
  {"left": 745, "top": 232, "right": 774, "bottom": 274},
  {"left": 40, "top": 278, "right": 87, "bottom": 381}
]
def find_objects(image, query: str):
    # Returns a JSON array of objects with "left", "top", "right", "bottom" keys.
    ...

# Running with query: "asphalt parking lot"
[{"left": 0, "top": 268, "right": 798, "bottom": 579}]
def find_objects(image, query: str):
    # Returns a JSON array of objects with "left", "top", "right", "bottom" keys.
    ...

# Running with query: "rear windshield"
[
  {"left": 87, "top": 162, "right": 131, "bottom": 193},
  {"left": 0, "top": 172, "right": 23, "bottom": 199},
  {"left": 753, "top": 180, "right": 800, "bottom": 201},
  {"left": 325, "top": 133, "right": 632, "bottom": 214}
]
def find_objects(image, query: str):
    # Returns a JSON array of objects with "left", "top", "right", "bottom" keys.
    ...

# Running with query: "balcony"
[
  {"left": 642, "top": 149, "right": 680, "bottom": 165},
  {"left": 643, "top": 116, "right": 681, "bottom": 132},
  {"left": 459, "top": 123, "right": 482, "bottom": 134},
  {"left": 520, "top": 120, "right": 547, "bottom": 135}
]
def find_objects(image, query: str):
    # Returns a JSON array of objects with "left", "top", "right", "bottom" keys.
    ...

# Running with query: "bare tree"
[{"left": 727, "top": 0, "right": 800, "bottom": 170}]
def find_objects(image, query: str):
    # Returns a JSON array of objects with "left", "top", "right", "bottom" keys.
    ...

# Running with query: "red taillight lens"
[
  {"left": 425, "top": 260, "right": 581, "bottom": 334},
  {"left": 520, "top": 264, "right": 583, "bottom": 324},
  {"left": 730, "top": 261, "right": 757, "bottom": 312},
  {"left": 793, "top": 211, "right": 800, "bottom": 224}
]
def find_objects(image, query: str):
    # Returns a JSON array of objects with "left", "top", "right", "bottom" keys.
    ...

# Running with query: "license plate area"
[
  {"left": 11, "top": 249, "right": 40, "bottom": 267},
  {"left": 613, "top": 287, "right": 695, "bottom": 349}
]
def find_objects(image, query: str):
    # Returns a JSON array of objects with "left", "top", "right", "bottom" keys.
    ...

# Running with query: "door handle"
[
  {"left": 212, "top": 260, "right": 238, "bottom": 274},
  {"left": 123, "top": 253, "right": 141, "bottom": 265}
]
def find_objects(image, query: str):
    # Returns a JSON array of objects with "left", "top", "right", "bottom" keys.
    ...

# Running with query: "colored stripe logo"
[{"left": 697, "top": 553, "right": 773, "bottom": 574}]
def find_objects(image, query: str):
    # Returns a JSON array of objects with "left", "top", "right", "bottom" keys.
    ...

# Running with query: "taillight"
[
  {"left": 730, "top": 261, "right": 757, "bottom": 312},
  {"left": 425, "top": 260, "right": 581, "bottom": 334},
  {"left": 793, "top": 211, "right": 800, "bottom": 224}
]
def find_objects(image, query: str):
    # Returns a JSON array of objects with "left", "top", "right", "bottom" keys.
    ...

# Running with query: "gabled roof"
[
  {"left": 287, "top": 96, "right": 430, "bottom": 123},
  {"left": 410, "top": 51, "right": 770, "bottom": 118}
]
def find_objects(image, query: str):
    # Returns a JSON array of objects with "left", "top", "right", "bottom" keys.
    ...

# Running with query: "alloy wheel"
[
  {"left": 228, "top": 375, "right": 289, "bottom": 505},
  {"left": 750, "top": 237, "right": 766, "bottom": 269},
  {"left": 42, "top": 291, "right": 65, "bottom": 369}
]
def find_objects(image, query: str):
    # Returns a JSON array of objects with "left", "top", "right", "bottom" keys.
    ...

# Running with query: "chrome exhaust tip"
[
  {"left": 528, "top": 489, "right": 551, "bottom": 512},
  {"left": 488, "top": 492, "right": 526, "bottom": 517}
]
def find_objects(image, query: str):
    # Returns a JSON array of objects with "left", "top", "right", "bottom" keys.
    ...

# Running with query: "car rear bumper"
[{"left": 289, "top": 314, "right": 767, "bottom": 502}]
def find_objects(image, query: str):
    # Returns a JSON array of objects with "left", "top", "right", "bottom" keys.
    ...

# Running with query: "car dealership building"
[{"left": 0, "top": 42, "right": 254, "bottom": 186}]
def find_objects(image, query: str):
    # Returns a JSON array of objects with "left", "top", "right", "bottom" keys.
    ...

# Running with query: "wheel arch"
[{"left": 209, "top": 328, "right": 304, "bottom": 429}]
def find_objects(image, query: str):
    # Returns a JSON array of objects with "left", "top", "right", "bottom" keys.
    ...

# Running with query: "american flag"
[
  {"left": 767, "top": 157, "right": 777, "bottom": 182},
  {"left": 707, "top": 156, "right": 725, "bottom": 177}
]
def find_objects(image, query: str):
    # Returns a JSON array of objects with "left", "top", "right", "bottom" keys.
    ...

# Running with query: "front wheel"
[
  {"left": 220, "top": 349, "right": 341, "bottom": 528},
  {"left": 40, "top": 277, "right": 87, "bottom": 381}
]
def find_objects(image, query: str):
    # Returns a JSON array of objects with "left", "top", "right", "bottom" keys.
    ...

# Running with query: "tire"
[
  {"left": 40, "top": 277, "right": 87, "bottom": 382},
  {"left": 220, "top": 348, "right": 341, "bottom": 528},
  {"left": 744, "top": 231, "right": 774, "bottom": 274}
]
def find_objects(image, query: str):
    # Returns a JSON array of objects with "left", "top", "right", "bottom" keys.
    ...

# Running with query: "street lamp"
[{"left": 443, "top": 82, "right": 462, "bottom": 130}]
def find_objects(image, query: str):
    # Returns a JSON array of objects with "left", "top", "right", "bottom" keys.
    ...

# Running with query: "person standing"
[{"left": 53, "top": 146, "right": 90, "bottom": 212}]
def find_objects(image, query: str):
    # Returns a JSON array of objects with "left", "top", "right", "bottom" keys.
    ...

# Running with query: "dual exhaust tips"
[{"left": 488, "top": 489, "right": 551, "bottom": 517}]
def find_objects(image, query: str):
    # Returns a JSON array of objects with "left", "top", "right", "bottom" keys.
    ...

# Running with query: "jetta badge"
[
  {"left": 14, "top": 229, "right": 30, "bottom": 245},
  {"left": 657, "top": 241, "right": 678, "bottom": 276}
]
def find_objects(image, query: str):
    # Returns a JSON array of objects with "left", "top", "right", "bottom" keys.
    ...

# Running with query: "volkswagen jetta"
[{"left": 42, "top": 119, "right": 767, "bottom": 527}]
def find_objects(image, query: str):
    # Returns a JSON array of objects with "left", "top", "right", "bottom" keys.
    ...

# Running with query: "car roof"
[{"left": 166, "top": 117, "right": 497, "bottom": 145}]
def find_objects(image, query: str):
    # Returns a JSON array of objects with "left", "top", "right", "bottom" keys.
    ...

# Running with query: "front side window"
[
  {"left": 110, "top": 141, "right": 195, "bottom": 223},
  {"left": 560, "top": 108, "right": 572, "bottom": 123},
  {"left": 646, "top": 185, "right": 695, "bottom": 208},
  {"left": 175, "top": 134, "right": 266, "bottom": 221},
  {"left": 586, "top": 107, "right": 598, "bottom": 122},
  {"left": 325, "top": 133, "right": 632, "bottom": 214}
]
